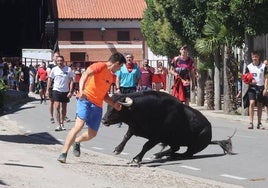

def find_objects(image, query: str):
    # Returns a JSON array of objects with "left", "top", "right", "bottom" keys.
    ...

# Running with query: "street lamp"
[{"left": 100, "top": 27, "right": 106, "bottom": 40}]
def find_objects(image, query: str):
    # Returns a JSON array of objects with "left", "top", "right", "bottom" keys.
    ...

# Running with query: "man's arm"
[
  {"left": 115, "top": 74, "right": 120, "bottom": 93},
  {"left": 103, "top": 93, "right": 122, "bottom": 111},
  {"left": 45, "top": 77, "right": 51, "bottom": 97},
  {"left": 78, "top": 67, "right": 93, "bottom": 98}
]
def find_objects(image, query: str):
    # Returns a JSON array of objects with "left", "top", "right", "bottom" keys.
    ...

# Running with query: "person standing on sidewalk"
[
  {"left": 46, "top": 55, "right": 74, "bottom": 131},
  {"left": 245, "top": 51, "right": 267, "bottom": 130},
  {"left": 115, "top": 53, "right": 141, "bottom": 94},
  {"left": 115, "top": 53, "right": 141, "bottom": 127},
  {"left": 46, "top": 51, "right": 59, "bottom": 124},
  {"left": 35, "top": 61, "right": 48, "bottom": 104},
  {"left": 169, "top": 45, "right": 196, "bottom": 106},
  {"left": 57, "top": 52, "right": 126, "bottom": 163},
  {"left": 140, "top": 59, "right": 155, "bottom": 90}
]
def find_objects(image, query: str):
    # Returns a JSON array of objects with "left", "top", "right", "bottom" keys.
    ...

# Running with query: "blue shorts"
[{"left": 76, "top": 98, "right": 102, "bottom": 131}]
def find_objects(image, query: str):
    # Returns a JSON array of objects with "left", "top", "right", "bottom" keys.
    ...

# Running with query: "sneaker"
[
  {"left": 57, "top": 153, "right": 67, "bottom": 163},
  {"left": 50, "top": 118, "right": 55, "bottom": 124},
  {"left": 55, "top": 125, "right": 62, "bottom": 131},
  {"left": 248, "top": 122, "right": 254, "bottom": 129},
  {"left": 257, "top": 123, "right": 265, "bottom": 130},
  {"left": 73, "top": 142, "right": 80, "bottom": 157},
  {"left": 64, "top": 116, "right": 71, "bottom": 122},
  {"left": 40, "top": 98, "right": 43, "bottom": 104},
  {"left": 60, "top": 124, "right": 66, "bottom": 131}
]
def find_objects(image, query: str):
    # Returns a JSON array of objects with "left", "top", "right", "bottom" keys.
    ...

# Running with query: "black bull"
[{"left": 102, "top": 90, "right": 234, "bottom": 166}]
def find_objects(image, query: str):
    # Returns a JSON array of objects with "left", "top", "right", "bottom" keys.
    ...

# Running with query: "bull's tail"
[{"left": 210, "top": 129, "right": 236, "bottom": 155}]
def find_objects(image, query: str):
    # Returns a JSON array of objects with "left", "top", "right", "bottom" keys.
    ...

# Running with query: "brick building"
[{"left": 56, "top": 0, "right": 147, "bottom": 67}]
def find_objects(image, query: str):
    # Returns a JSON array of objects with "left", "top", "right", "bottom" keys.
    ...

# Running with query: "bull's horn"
[{"left": 118, "top": 97, "right": 133, "bottom": 107}]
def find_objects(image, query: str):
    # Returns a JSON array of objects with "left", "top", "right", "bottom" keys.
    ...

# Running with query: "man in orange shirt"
[{"left": 57, "top": 52, "right": 126, "bottom": 163}]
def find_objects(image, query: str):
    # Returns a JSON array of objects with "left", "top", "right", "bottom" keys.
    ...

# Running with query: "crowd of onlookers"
[
  {"left": 0, "top": 56, "right": 168, "bottom": 95},
  {"left": 0, "top": 57, "right": 31, "bottom": 92}
]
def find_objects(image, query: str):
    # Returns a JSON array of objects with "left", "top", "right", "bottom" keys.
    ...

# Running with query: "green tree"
[{"left": 141, "top": 0, "right": 181, "bottom": 58}]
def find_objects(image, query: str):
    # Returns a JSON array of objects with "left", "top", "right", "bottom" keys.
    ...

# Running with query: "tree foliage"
[{"left": 141, "top": 0, "right": 268, "bottom": 57}]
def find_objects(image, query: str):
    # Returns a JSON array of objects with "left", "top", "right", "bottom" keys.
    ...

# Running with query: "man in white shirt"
[{"left": 46, "top": 55, "right": 74, "bottom": 131}]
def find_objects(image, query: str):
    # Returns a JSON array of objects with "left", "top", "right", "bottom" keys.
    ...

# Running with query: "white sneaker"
[
  {"left": 64, "top": 117, "right": 71, "bottom": 122},
  {"left": 60, "top": 124, "right": 66, "bottom": 130},
  {"left": 55, "top": 126, "right": 62, "bottom": 131}
]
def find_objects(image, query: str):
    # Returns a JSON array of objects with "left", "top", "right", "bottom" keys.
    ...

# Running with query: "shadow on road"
[
  {"left": 0, "top": 90, "right": 39, "bottom": 116},
  {"left": 0, "top": 132, "right": 61, "bottom": 145},
  {"left": 139, "top": 153, "right": 227, "bottom": 167}
]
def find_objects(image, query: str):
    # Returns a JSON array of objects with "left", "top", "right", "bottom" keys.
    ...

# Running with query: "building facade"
[{"left": 56, "top": 0, "right": 147, "bottom": 67}]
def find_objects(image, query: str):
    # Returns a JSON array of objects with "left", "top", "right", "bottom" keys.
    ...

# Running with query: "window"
[
  {"left": 117, "top": 31, "right": 130, "bottom": 42},
  {"left": 70, "top": 31, "right": 84, "bottom": 44},
  {"left": 70, "top": 52, "right": 86, "bottom": 61}
]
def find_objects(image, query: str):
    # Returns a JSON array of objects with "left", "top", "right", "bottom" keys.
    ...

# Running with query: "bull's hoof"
[
  {"left": 127, "top": 159, "right": 141, "bottom": 167},
  {"left": 113, "top": 150, "right": 121, "bottom": 155},
  {"left": 151, "top": 154, "right": 162, "bottom": 159}
]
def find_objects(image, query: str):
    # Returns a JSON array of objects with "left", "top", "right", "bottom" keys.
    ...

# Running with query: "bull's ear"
[{"left": 118, "top": 97, "right": 133, "bottom": 107}]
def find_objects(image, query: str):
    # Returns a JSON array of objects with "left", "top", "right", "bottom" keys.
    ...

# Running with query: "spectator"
[
  {"left": 14, "top": 65, "right": 21, "bottom": 91},
  {"left": 115, "top": 53, "right": 141, "bottom": 94},
  {"left": 7, "top": 63, "right": 15, "bottom": 89},
  {"left": 72, "top": 62, "right": 84, "bottom": 95},
  {"left": 245, "top": 51, "right": 266, "bottom": 130},
  {"left": 36, "top": 61, "right": 48, "bottom": 104},
  {"left": 115, "top": 53, "right": 141, "bottom": 127},
  {"left": 28, "top": 64, "right": 36, "bottom": 93},
  {"left": 153, "top": 61, "right": 167, "bottom": 91},
  {"left": 140, "top": 59, "right": 155, "bottom": 90},
  {"left": 263, "top": 59, "right": 268, "bottom": 121},
  {"left": 236, "top": 73, "right": 242, "bottom": 107},
  {"left": 57, "top": 52, "right": 126, "bottom": 163},
  {"left": 2, "top": 57, "right": 9, "bottom": 85},
  {"left": 169, "top": 45, "right": 196, "bottom": 106},
  {"left": 46, "top": 55, "right": 74, "bottom": 131},
  {"left": 47, "top": 51, "right": 60, "bottom": 124}
]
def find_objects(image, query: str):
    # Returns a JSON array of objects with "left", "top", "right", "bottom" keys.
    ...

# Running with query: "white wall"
[{"left": 147, "top": 47, "right": 168, "bottom": 68}]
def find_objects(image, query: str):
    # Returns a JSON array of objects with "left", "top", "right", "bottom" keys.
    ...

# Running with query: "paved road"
[{"left": 4, "top": 94, "right": 268, "bottom": 188}]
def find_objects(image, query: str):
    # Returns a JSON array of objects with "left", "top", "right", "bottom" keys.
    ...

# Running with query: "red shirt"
[{"left": 37, "top": 67, "right": 47, "bottom": 81}]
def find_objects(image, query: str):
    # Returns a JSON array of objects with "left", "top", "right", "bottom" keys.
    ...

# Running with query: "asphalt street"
[{"left": 2, "top": 92, "right": 268, "bottom": 188}]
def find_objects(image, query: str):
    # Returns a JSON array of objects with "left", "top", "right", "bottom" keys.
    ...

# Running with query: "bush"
[{"left": 0, "top": 79, "right": 7, "bottom": 108}]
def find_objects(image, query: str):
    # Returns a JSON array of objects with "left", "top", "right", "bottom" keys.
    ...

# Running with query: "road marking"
[
  {"left": 180, "top": 165, "right": 200, "bottom": 171},
  {"left": 91, "top": 147, "right": 104, "bottom": 150},
  {"left": 220, "top": 174, "right": 246, "bottom": 180},
  {"left": 120, "top": 152, "right": 129, "bottom": 156}
]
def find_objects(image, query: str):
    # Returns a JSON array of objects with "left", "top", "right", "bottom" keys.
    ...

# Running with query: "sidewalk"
[
  {"left": 0, "top": 91, "right": 245, "bottom": 188},
  {"left": 190, "top": 103, "right": 268, "bottom": 130}
]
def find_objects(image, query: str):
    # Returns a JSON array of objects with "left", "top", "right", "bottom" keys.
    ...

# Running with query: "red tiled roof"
[{"left": 57, "top": 0, "right": 147, "bottom": 20}]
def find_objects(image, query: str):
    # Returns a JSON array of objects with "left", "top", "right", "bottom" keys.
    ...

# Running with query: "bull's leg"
[
  {"left": 181, "top": 127, "right": 211, "bottom": 158},
  {"left": 113, "top": 128, "right": 133, "bottom": 155},
  {"left": 128, "top": 140, "right": 158, "bottom": 167},
  {"left": 152, "top": 146, "right": 180, "bottom": 159}
]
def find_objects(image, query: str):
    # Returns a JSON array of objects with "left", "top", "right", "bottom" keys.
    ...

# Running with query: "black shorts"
[
  {"left": 52, "top": 90, "right": 70, "bottom": 103},
  {"left": 39, "top": 81, "right": 47, "bottom": 90},
  {"left": 248, "top": 85, "right": 265, "bottom": 103}
]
